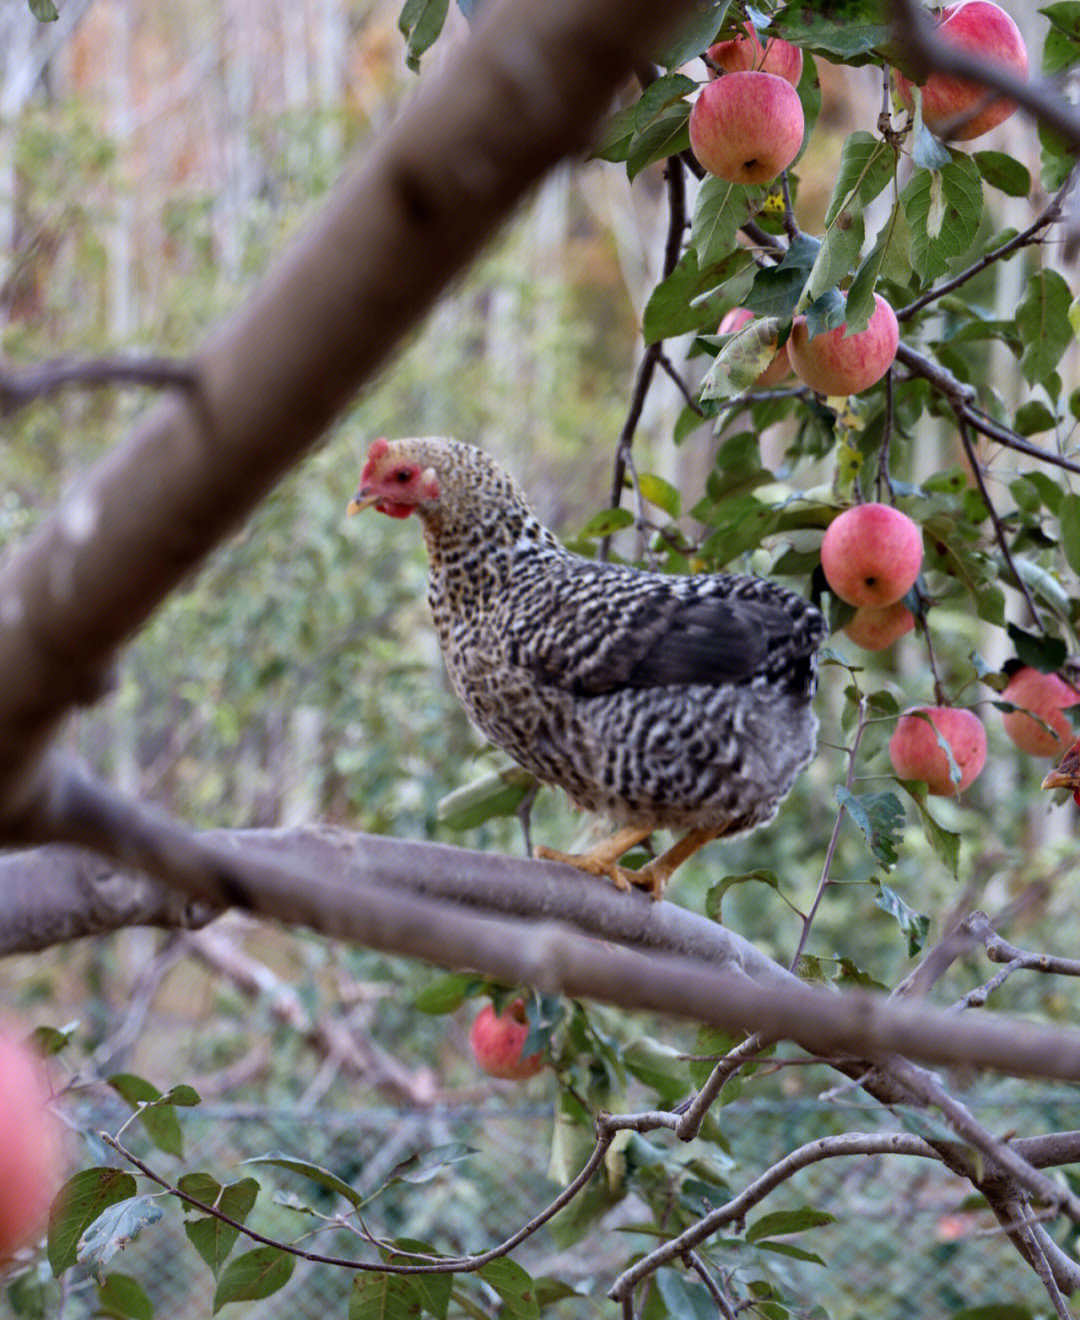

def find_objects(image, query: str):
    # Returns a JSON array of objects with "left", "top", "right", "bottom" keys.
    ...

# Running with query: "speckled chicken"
[{"left": 350, "top": 437, "right": 824, "bottom": 897}]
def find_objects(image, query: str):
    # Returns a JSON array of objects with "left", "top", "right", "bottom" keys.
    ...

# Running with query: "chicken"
[
  {"left": 349, "top": 437, "right": 824, "bottom": 898},
  {"left": 1042, "top": 740, "right": 1080, "bottom": 805}
]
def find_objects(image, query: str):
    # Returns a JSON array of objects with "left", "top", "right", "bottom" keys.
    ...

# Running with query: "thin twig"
[
  {"left": 0, "top": 355, "right": 197, "bottom": 418},
  {"left": 954, "top": 410, "right": 1042, "bottom": 620},
  {"left": 101, "top": 1123, "right": 616, "bottom": 1275}
]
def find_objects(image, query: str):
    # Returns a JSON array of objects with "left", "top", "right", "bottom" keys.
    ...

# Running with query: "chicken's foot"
[{"left": 537, "top": 824, "right": 719, "bottom": 900}]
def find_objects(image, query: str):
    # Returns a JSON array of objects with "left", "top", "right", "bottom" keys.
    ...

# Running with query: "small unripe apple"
[
  {"left": 842, "top": 601, "right": 915, "bottom": 651},
  {"left": 469, "top": 1000, "right": 543, "bottom": 1081},
  {"left": 789, "top": 293, "right": 898, "bottom": 396},
  {"left": 689, "top": 72, "right": 804, "bottom": 185},
  {"left": 708, "top": 24, "right": 803, "bottom": 85},
  {"left": 821, "top": 504, "right": 923, "bottom": 608},
  {"left": 894, "top": 1, "right": 1027, "bottom": 141},
  {"left": 718, "top": 307, "right": 792, "bottom": 387},
  {"left": 0, "top": 1029, "right": 66, "bottom": 1258},
  {"left": 1000, "top": 666, "right": 1080, "bottom": 757},
  {"left": 889, "top": 706, "right": 987, "bottom": 795}
]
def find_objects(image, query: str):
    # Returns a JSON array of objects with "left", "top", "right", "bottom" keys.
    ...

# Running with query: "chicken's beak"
[
  {"left": 1041, "top": 766, "right": 1080, "bottom": 791},
  {"left": 347, "top": 490, "right": 379, "bottom": 516}
]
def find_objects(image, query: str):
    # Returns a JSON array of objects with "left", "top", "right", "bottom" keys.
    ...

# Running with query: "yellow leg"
[
  {"left": 536, "top": 825, "right": 654, "bottom": 892},
  {"left": 537, "top": 825, "right": 719, "bottom": 899},
  {"left": 630, "top": 827, "right": 720, "bottom": 901}
]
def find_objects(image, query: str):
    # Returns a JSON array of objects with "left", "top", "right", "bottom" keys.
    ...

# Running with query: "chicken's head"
[
  {"left": 348, "top": 437, "right": 441, "bottom": 520},
  {"left": 1041, "top": 739, "right": 1080, "bottom": 806}
]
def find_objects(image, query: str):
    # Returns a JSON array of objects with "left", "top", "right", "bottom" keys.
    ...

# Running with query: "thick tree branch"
[{"left": 14, "top": 757, "right": 1080, "bottom": 1085}]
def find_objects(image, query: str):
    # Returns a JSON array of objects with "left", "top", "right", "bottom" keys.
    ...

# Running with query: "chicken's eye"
[{"left": 395, "top": 469, "right": 413, "bottom": 484}]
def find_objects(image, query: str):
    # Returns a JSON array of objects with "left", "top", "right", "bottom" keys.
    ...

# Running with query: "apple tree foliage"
[{"left": 21, "top": 2, "right": 1080, "bottom": 1319}]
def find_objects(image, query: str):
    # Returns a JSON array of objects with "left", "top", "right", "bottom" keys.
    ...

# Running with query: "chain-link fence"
[{"left": 39, "top": 1086, "right": 1077, "bottom": 1319}]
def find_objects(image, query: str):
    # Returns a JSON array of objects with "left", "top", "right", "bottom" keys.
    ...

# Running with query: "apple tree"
[{"left": 8, "top": 0, "right": 1080, "bottom": 1318}]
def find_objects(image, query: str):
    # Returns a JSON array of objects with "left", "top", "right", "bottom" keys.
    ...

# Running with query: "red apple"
[
  {"left": 0, "top": 1029, "right": 65, "bottom": 1258},
  {"left": 821, "top": 503, "right": 923, "bottom": 608},
  {"left": 689, "top": 72, "right": 804, "bottom": 185},
  {"left": 789, "top": 293, "right": 898, "bottom": 396},
  {"left": 894, "top": 1, "right": 1028, "bottom": 141},
  {"left": 843, "top": 601, "right": 916, "bottom": 651},
  {"left": 469, "top": 1000, "right": 543, "bottom": 1080},
  {"left": 718, "top": 307, "right": 792, "bottom": 387},
  {"left": 1000, "top": 666, "right": 1080, "bottom": 757},
  {"left": 889, "top": 706, "right": 987, "bottom": 795},
  {"left": 708, "top": 24, "right": 803, "bottom": 85}
]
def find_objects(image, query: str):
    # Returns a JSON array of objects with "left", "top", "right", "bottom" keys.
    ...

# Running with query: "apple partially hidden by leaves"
[
  {"left": 708, "top": 24, "right": 803, "bottom": 85},
  {"left": 894, "top": 0, "right": 1028, "bottom": 141},
  {"left": 843, "top": 600, "right": 915, "bottom": 651},
  {"left": 469, "top": 1000, "right": 543, "bottom": 1080},
  {"left": 821, "top": 503, "right": 923, "bottom": 608},
  {"left": 717, "top": 307, "right": 792, "bottom": 388},
  {"left": 1000, "top": 666, "right": 1080, "bottom": 757},
  {"left": 689, "top": 71, "right": 804, "bottom": 185},
  {"left": 789, "top": 293, "right": 898, "bottom": 396},
  {"left": 889, "top": 706, "right": 987, "bottom": 796},
  {"left": 0, "top": 1029, "right": 66, "bottom": 1259}
]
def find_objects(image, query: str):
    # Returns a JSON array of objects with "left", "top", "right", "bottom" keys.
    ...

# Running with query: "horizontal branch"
[
  {"left": 15, "top": 757, "right": 1080, "bottom": 1086},
  {"left": 0, "top": 355, "right": 197, "bottom": 417}
]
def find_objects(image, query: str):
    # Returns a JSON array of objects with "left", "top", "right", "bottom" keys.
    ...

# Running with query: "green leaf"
[
  {"left": 590, "top": 105, "right": 636, "bottom": 163},
  {"left": 638, "top": 472, "right": 681, "bottom": 519},
  {"left": 213, "top": 1247, "right": 295, "bottom": 1313},
  {"left": 107, "top": 1074, "right": 185, "bottom": 1158},
  {"left": 973, "top": 150, "right": 1031, "bottom": 196},
  {"left": 873, "top": 880, "right": 930, "bottom": 956},
  {"left": 436, "top": 763, "right": 535, "bottom": 829},
  {"left": 701, "top": 318, "right": 785, "bottom": 400},
  {"left": 643, "top": 247, "right": 751, "bottom": 343},
  {"left": 744, "top": 233, "right": 819, "bottom": 319},
  {"left": 746, "top": 1207, "right": 836, "bottom": 1243},
  {"left": 1007, "top": 622, "right": 1069, "bottom": 672},
  {"left": 94, "top": 1273, "right": 153, "bottom": 1320},
  {"left": 754, "top": 1240, "right": 827, "bottom": 1265},
  {"left": 899, "top": 785, "right": 961, "bottom": 879},
  {"left": 31, "top": 1021, "right": 79, "bottom": 1057},
  {"left": 350, "top": 1271, "right": 447, "bottom": 1320},
  {"left": 383, "top": 1142, "right": 475, "bottom": 1186},
  {"left": 28, "top": 0, "right": 59, "bottom": 18},
  {"left": 823, "top": 131, "right": 895, "bottom": 228},
  {"left": 656, "top": 0, "right": 731, "bottom": 69},
  {"left": 387, "top": 1242, "right": 454, "bottom": 1320},
  {"left": 413, "top": 971, "right": 479, "bottom": 1014},
  {"left": 690, "top": 177, "right": 767, "bottom": 269},
  {"left": 622, "top": 1037, "right": 693, "bottom": 1102},
  {"left": 398, "top": 0, "right": 449, "bottom": 72},
  {"left": 579, "top": 506, "right": 634, "bottom": 538},
  {"left": 909, "top": 90, "right": 952, "bottom": 172},
  {"left": 179, "top": 1176, "right": 259, "bottom": 1277},
  {"left": 1017, "top": 268, "right": 1073, "bottom": 386},
  {"left": 807, "top": 202, "right": 864, "bottom": 304},
  {"left": 773, "top": 0, "right": 891, "bottom": 61},
  {"left": 706, "top": 869, "right": 781, "bottom": 922},
  {"left": 627, "top": 105, "right": 691, "bottom": 181},
  {"left": 48, "top": 1168, "right": 138, "bottom": 1277},
  {"left": 902, "top": 155, "right": 983, "bottom": 283},
  {"left": 477, "top": 1258, "right": 540, "bottom": 1320},
  {"left": 836, "top": 787, "right": 904, "bottom": 870},
  {"left": 77, "top": 1197, "right": 163, "bottom": 1272},
  {"left": 1061, "top": 494, "right": 1080, "bottom": 575},
  {"left": 1014, "top": 400, "right": 1057, "bottom": 435},
  {"left": 242, "top": 1152, "right": 363, "bottom": 1209}
]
